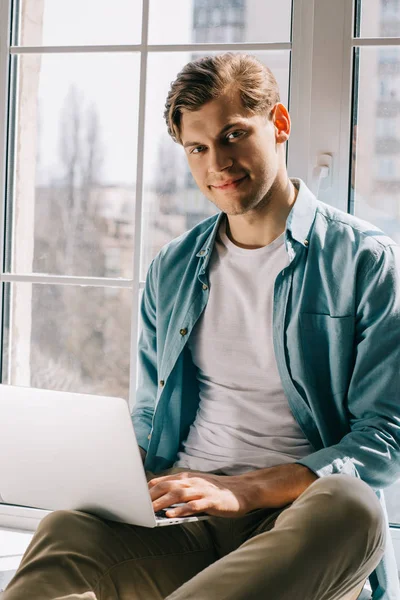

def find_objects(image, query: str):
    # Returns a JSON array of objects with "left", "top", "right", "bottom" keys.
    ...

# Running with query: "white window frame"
[{"left": 0, "top": 0, "right": 400, "bottom": 573}]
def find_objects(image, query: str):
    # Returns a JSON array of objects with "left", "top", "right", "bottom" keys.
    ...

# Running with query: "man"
[{"left": 4, "top": 53, "right": 400, "bottom": 600}]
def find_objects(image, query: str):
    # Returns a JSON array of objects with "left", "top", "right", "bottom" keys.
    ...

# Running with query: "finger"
[
  {"left": 149, "top": 480, "right": 182, "bottom": 502},
  {"left": 148, "top": 475, "right": 174, "bottom": 488},
  {"left": 166, "top": 498, "right": 211, "bottom": 517},
  {"left": 152, "top": 485, "right": 203, "bottom": 509},
  {"left": 148, "top": 472, "right": 192, "bottom": 488},
  {"left": 148, "top": 477, "right": 197, "bottom": 501},
  {"left": 152, "top": 491, "right": 183, "bottom": 511}
]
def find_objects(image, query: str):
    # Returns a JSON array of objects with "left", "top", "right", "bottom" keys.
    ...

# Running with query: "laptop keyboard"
[
  {"left": 155, "top": 509, "right": 171, "bottom": 518},
  {"left": 155, "top": 508, "right": 209, "bottom": 519}
]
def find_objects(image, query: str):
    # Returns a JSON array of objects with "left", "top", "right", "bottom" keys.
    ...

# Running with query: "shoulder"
[
  {"left": 144, "top": 213, "right": 221, "bottom": 287},
  {"left": 313, "top": 201, "right": 398, "bottom": 264},
  {"left": 155, "top": 212, "right": 220, "bottom": 263}
]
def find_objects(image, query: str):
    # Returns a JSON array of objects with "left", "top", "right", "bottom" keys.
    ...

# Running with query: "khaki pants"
[{"left": 3, "top": 472, "right": 385, "bottom": 600}]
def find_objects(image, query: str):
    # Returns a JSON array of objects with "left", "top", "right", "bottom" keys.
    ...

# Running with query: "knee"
[
  {"left": 36, "top": 509, "right": 102, "bottom": 551},
  {"left": 304, "top": 475, "right": 386, "bottom": 550},
  {"left": 39, "top": 509, "right": 83, "bottom": 534}
]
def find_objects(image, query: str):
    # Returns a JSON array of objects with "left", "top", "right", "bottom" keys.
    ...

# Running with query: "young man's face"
[{"left": 180, "top": 89, "right": 287, "bottom": 216}]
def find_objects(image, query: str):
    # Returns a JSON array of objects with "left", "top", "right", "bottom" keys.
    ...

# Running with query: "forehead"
[{"left": 180, "top": 91, "right": 257, "bottom": 142}]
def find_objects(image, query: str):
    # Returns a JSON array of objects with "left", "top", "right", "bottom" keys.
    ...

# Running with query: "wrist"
[
  {"left": 241, "top": 463, "right": 319, "bottom": 510},
  {"left": 291, "top": 463, "right": 319, "bottom": 494}
]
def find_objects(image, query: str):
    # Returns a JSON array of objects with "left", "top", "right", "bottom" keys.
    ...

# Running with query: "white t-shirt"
[{"left": 173, "top": 215, "right": 314, "bottom": 475}]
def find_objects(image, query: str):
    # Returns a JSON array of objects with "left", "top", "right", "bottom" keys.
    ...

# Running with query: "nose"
[{"left": 207, "top": 145, "right": 233, "bottom": 174}]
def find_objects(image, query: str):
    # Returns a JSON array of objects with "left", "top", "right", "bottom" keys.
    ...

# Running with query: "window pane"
[
  {"left": 2, "top": 283, "right": 131, "bottom": 399},
  {"left": 140, "top": 50, "right": 290, "bottom": 279},
  {"left": 15, "top": 0, "right": 142, "bottom": 46},
  {"left": 358, "top": 0, "right": 400, "bottom": 38},
  {"left": 385, "top": 480, "right": 400, "bottom": 525},
  {"left": 6, "top": 53, "right": 139, "bottom": 277},
  {"left": 148, "top": 0, "right": 292, "bottom": 45},
  {"left": 352, "top": 45, "right": 400, "bottom": 523},
  {"left": 351, "top": 47, "right": 400, "bottom": 244}
]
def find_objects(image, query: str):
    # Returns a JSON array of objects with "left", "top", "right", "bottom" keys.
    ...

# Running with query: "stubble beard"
[{"left": 221, "top": 180, "right": 274, "bottom": 217}]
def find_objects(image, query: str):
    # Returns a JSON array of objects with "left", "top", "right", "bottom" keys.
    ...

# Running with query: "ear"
[{"left": 271, "top": 103, "right": 291, "bottom": 143}]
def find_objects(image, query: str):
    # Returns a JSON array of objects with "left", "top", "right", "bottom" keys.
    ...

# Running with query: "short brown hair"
[{"left": 164, "top": 52, "right": 280, "bottom": 145}]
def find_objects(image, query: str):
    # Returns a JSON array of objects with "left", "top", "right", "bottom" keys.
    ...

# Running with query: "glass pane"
[
  {"left": 2, "top": 282, "right": 132, "bottom": 399},
  {"left": 140, "top": 50, "right": 290, "bottom": 279},
  {"left": 15, "top": 0, "right": 142, "bottom": 46},
  {"left": 385, "top": 480, "right": 400, "bottom": 524},
  {"left": 6, "top": 53, "right": 139, "bottom": 277},
  {"left": 351, "top": 47, "right": 400, "bottom": 243},
  {"left": 352, "top": 46, "right": 400, "bottom": 523},
  {"left": 148, "top": 0, "right": 292, "bottom": 44},
  {"left": 358, "top": 0, "right": 400, "bottom": 38}
]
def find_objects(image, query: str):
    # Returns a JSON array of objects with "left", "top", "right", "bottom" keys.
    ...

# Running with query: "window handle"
[{"left": 311, "top": 153, "right": 332, "bottom": 196}]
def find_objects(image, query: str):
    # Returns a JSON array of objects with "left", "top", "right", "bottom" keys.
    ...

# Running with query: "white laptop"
[{"left": 0, "top": 384, "right": 210, "bottom": 528}]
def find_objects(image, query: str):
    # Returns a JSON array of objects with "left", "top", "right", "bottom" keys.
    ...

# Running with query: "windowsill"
[
  {"left": 0, "top": 528, "right": 33, "bottom": 592},
  {"left": 0, "top": 503, "right": 51, "bottom": 531}
]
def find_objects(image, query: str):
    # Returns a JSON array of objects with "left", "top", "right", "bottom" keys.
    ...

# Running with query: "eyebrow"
[{"left": 183, "top": 120, "right": 248, "bottom": 149}]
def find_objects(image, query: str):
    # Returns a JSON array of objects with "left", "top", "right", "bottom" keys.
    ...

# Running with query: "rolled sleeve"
[{"left": 298, "top": 244, "right": 400, "bottom": 490}]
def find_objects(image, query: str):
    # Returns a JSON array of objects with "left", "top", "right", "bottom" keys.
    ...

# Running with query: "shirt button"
[
  {"left": 199, "top": 250, "right": 206, "bottom": 255},
  {"left": 304, "top": 239, "right": 309, "bottom": 246},
  {"left": 180, "top": 328, "right": 188, "bottom": 336},
  {"left": 147, "top": 433, "right": 152, "bottom": 440},
  {"left": 202, "top": 284, "right": 208, "bottom": 290},
  {"left": 159, "top": 380, "right": 165, "bottom": 387}
]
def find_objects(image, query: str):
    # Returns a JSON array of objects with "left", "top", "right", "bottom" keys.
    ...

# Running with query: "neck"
[{"left": 226, "top": 177, "right": 298, "bottom": 249}]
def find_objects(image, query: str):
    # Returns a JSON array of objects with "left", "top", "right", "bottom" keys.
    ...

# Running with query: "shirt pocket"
[{"left": 299, "top": 313, "right": 355, "bottom": 395}]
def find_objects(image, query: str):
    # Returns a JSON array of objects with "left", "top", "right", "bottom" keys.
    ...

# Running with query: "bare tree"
[{"left": 31, "top": 86, "right": 131, "bottom": 397}]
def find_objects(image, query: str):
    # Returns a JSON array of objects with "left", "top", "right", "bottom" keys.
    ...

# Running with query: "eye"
[
  {"left": 189, "top": 131, "right": 245, "bottom": 155},
  {"left": 191, "top": 146, "right": 205, "bottom": 155},
  {"left": 226, "top": 130, "right": 244, "bottom": 140}
]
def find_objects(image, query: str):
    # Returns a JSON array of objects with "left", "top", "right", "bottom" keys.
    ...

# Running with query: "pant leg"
[
  {"left": 166, "top": 474, "right": 386, "bottom": 600},
  {"left": 3, "top": 469, "right": 218, "bottom": 600}
]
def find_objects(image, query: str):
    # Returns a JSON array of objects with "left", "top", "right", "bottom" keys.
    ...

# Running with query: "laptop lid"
[{"left": 0, "top": 384, "right": 159, "bottom": 528}]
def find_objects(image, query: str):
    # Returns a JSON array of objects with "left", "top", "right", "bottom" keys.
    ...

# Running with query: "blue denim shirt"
[{"left": 132, "top": 178, "right": 400, "bottom": 599}]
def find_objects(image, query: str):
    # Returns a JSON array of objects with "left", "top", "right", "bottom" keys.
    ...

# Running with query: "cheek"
[
  {"left": 255, "top": 145, "right": 278, "bottom": 176},
  {"left": 190, "top": 164, "right": 208, "bottom": 189}
]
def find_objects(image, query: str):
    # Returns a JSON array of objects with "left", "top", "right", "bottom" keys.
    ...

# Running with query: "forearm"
[{"left": 240, "top": 463, "right": 319, "bottom": 510}]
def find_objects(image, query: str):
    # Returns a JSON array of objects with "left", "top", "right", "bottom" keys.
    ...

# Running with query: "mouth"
[{"left": 212, "top": 175, "right": 248, "bottom": 191}]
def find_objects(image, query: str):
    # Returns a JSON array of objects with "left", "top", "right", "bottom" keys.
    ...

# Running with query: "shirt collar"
[
  {"left": 196, "top": 178, "right": 318, "bottom": 263},
  {"left": 286, "top": 178, "right": 317, "bottom": 247}
]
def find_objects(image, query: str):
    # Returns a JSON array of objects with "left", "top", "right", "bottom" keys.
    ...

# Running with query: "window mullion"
[
  {"left": 9, "top": 42, "right": 292, "bottom": 54},
  {"left": 0, "top": 0, "right": 12, "bottom": 383},
  {"left": 128, "top": 0, "right": 150, "bottom": 413},
  {"left": 290, "top": 0, "right": 355, "bottom": 211},
  {"left": 287, "top": 0, "right": 316, "bottom": 184},
  {"left": 0, "top": 273, "right": 141, "bottom": 287},
  {"left": 337, "top": 1, "right": 356, "bottom": 211}
]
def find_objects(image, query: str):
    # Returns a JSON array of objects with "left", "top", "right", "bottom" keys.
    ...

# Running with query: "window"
[
  {"left": 0, "top": 0, "right": 400, "bottom": 559},
  {"left": 352, "top": 4, "right": 400, "bottom": 246},
  {"left": 352, "top": 0, "right": 400, "bottom": 528},
  {"left": 0, "top": 0, "right": 292, "bottom": 443},
  {"left": 376, "top": 117, "right": 397, "bottom": 137},
  {"left": 377, "top": 157, "right": 396, "bottom": 178}
]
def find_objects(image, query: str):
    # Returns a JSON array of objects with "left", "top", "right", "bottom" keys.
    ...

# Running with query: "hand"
[
  {"left": 149, "top": 464, "right": 318, "bottom": 518},
  {"left": 148, "top": 471, "right": 257, "bottom": 518}
]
